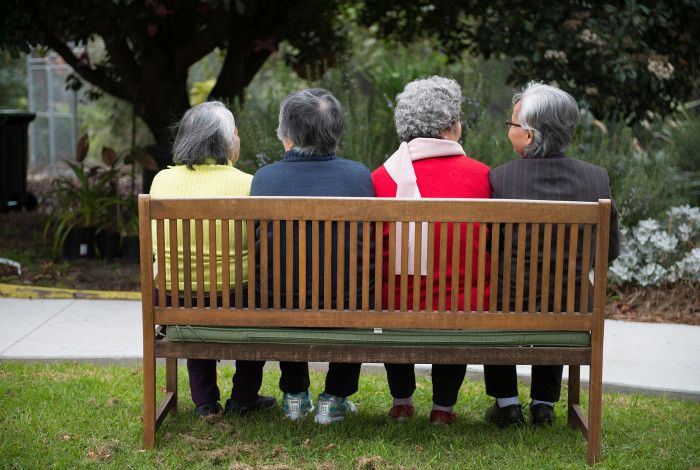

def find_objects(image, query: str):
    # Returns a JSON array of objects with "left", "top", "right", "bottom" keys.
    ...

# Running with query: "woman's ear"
[{"left": 230, "top": 127, "right": 241, "bottom": 164}]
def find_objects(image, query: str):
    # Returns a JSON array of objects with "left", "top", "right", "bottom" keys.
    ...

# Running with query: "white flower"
[
  {"left": 544, "top": 50, "right": 568, "bottom": 63},
  {"left": 647, "top": 56, "right": 675, "bottom": 81},
  {"left": 580, "top": 29, "right": 605, "bottom": 47}
]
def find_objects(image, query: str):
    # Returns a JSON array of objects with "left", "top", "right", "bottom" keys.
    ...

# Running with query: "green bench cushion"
[{"left": 165, "top": 326, "right": 590, "bottom": 347}]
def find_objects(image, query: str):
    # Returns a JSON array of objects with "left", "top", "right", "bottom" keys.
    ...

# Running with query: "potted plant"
[
  {"left": 44, "top": 149, "right": 116, "bottom": 259},
  {"left": 95, "top": 147, "right": 122, "bottom": 261}
]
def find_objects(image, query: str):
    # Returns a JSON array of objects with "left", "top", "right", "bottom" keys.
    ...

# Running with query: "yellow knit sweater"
[{"left": 149, "top": 164, "right": 253, "bottom": 293}]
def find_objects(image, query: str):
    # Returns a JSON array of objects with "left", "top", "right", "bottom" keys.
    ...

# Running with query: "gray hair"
[
  {"left": 276, "top": 88, "right": 343, "bottom": 156},
  {"left": 172, "top": 101, "right": 237, "bottom": 169},
  {"left": 514, "top": 82, "right": 580, "bottom": 159},
  {"left": 394, "top": 75, "right": 462, "bottom": 142}
]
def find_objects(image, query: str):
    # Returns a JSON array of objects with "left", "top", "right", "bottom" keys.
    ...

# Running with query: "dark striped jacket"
[{"left": 490, "top": 155, "right": 620, "bottom": 312}]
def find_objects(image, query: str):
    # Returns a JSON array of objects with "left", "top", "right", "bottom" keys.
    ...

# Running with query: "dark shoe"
[
  {"left": 388, "top": 404, "right": 415, "bottom": 422},
  {"left": 429, "top": 409, "right": 457, "bottom": 426},
  {"left": 485, "top": 402, "right": 524, "bottom": 428},
  {"left": 224, "top": 395, "right": 277, "bottom": 415},
  {"left": 194, "top": 401, "right": 222, "bottom": 418},
  {"left": 530, "top": 403, "right": 555, "bottom": 426}
]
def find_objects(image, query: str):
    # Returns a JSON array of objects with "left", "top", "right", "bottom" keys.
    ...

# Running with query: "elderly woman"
[
  {"left": 251, "top": 88, "right": 374, "bottom": 424},
  {"left": 149, "top": 101, "right": 275, "bottom": 418},
  {"left": 371, "top": 76, "right": 491, "bottom": 425},
  {"left": 483, "top": 82, "right": 620, "bottom": 427}
]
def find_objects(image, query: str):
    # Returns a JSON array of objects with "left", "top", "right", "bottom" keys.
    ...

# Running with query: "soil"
[
  {"left": 0, "top": 211, "right": 141, "bottom": 292},
  {"left": 2, "top": 195, "right": 698, "bottom": 325},
  {"left": 606, "top": 281, "right": 699, "bottom": 326}
]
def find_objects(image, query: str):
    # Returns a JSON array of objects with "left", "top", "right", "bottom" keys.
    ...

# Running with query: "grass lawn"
[{"left": 0, "top": 362, "right": 698, "bottom": 469}]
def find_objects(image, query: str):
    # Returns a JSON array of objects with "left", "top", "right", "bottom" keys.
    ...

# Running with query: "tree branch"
[{"left": 42, "top": 33, "right": 130, "bottom": 102}]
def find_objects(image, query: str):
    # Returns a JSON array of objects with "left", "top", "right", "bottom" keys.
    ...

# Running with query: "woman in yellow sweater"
[{"left": 149, "top": 101, "right": 275, "bottom": 418}]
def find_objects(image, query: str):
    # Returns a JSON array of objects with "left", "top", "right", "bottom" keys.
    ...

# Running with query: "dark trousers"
[
  {"left": 155, "top": 288, "right": 265, "bottom": 407},
  {"left": 483, "top": 365, "right": 563, "bottom": 403},
  {"left": 385, "top": 363, "right": 467, "bottom": 407},
  {"left": 280, "top": 361, "right": 362, "bottom": 398}
]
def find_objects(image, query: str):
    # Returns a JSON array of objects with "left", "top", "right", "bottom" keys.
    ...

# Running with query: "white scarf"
[{"left": 383, "top": 138, "right": 466, "bottom": 275}]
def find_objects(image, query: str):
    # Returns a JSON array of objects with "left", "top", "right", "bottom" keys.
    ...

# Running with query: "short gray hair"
[
  {"left": 394, "top": 76, "right": 462, "bottom": 142},
  {"left": 276, "top": 88, "right": 343, "bottom": 156},
  {"left": 514, "top": 82, "right": 580, "bottom": 159},
  {"left": 172, "top": 101, "right": 237, "bottom": 169}
]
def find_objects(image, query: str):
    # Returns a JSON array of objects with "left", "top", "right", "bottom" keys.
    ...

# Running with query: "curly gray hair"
[
  {"left": 394, "top": 76, "right": 462, "bottom": 142},
  {"left": 514, "top": 82, "right": 580, "bottom": 159}
]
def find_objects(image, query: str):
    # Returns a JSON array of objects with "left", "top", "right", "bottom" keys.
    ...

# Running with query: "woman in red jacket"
[{"left": 372, "top": 76, "right": 491, "bottom": 425}]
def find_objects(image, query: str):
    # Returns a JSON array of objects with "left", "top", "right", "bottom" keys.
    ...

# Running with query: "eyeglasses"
[{"left": 505, "top": 121, "right": 523, "bottom": 129}]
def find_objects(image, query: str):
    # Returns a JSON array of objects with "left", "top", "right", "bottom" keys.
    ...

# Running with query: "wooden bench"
[{"left": 138, "top": 195, "right": 612, "bottom": 465}]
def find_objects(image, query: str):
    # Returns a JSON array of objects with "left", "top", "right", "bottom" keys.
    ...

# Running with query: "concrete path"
[{"left": 1, "top": 298, "right": 699, "bottom": 400}]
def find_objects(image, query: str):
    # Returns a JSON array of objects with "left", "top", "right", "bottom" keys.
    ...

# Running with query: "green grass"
[{"left": 0, "top": 362, "right": 698, "bottom": 469}]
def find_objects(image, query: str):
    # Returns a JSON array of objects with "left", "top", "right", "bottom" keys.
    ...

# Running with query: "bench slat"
[
  {"left": 528, "top": 223, "right": 540, "bottom": 314},
  {"left": 541, "top": 224, "right": 552, "bottom": 314},
  {"left": 567, "top": 223, "right": 579, "bottom": 314},
  {"left": 374, "top": 221, "right": 383, "bottom": 312},
  {"left": 298, "top": 221, "right": 307, "bottom": 310},
  {"left": 194, "top": 219, "right": 204, "bottom": 307},
  {"left": 349, "top": 222, "right": 358, "bottom": 311},
  {"left": 580, "top": 224, "right": 592, "bottom": 314},
  {"left": 426, "top": 222, "right": 435, "bottom": 312},
  {"left": 286, "top": 219, "right": 294, "bottom": 310},
  {"left": 362, "top": 221, "right": 371, "bottom": 311},
  {"left": 149, "top": 197, "right": 601, "bottom": 223},
  {"left": 168, "top": 219, "right": 179, "bottom": 301},
  {"left": 451, "top": 223, "right": 461, "bottom": 312},
  {"left": 154, "top": 308, "right": 594, "bottom": 330},
  {"left": 336, "top": 222, "right": 345, "bottom": 310},
  {"left": 515, "top": 223, "right": 527, "bottom": 313},
  {"left": 155, "top": 341, "right": 591, "bottom": 365},
  {"left": 260, "top": 220, "right": 268, "bottom": 309},
  {"left": 221, "top": 219, "right": 229, "bottom": 308},
  {"left": 182, "top": 219, "right": 192, "bottom": 306},
  {"left": 400, "top": 221, "right": 409, "bottom": 312},
  {"left": 208, "top": 219, "right": 217, "bottom": 308},
  {"left": 553, "top": 223, "right": 566, "bottom": 314},
  {"left": 156, "top": 219, "right": 166, "bottom": 308},
  {"left": 324, "top": 221, "right": 333, "bottom": 309},
  {"left": 273, "top": 220, "right": 281, "bottom": 309},
  {"left": 438, "top": 221, "right": 448, "bottom": 312},
  {"left": 388, "top": 222, "right": 396, "bottom": 311},
  {"left": 247, "top": 220, "right": 255, "bottom": 309}
]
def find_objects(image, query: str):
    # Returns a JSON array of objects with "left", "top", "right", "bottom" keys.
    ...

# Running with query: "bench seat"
[{"left": 165, "top": 326, "right": 590, "bottom": 347}]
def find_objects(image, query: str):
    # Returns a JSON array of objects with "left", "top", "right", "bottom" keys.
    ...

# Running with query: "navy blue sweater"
[{"left": 251, "top": 149, "right": 375, "bottom": 309}]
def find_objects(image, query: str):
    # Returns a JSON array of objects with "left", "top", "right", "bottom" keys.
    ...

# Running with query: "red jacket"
[{"left": 372, "top": 154, "right": 491, "bottom": 310}]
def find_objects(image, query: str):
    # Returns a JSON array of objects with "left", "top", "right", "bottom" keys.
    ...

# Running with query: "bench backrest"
[{"left": 139, "top": 196, "right": 611, "bottom": 334}]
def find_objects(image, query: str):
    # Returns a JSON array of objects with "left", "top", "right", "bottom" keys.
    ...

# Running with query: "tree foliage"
[
  {"left": 0, "top": 0, "right": 347, "bottom": 145},
  {"left": 1, "top": 0, "right": 697, "bottom": 148},
  {"left": 361, "top": 0, "right": 700, "bottom": 122}
]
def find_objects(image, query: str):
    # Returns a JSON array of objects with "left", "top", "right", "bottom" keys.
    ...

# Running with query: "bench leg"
[
  {"left": 568, "top": 365, "right": 580, "bottom": 425},
  {"left": 166, "top": 358, "right": 178, "bottom": 415},
  {"left": 143, "top": 343, "right": 156, "bottom": 449},
  {"left": 588, "top": 358, "right": 603, "bottom": 464}
]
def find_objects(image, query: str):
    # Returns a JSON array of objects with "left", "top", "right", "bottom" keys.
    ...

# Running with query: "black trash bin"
[{"left": 0, "top": 111, "right": 37, "bottom": 212}]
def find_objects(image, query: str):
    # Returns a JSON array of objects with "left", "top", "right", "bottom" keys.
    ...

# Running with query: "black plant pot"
[
  {"left": 96, "top": 230, "right": 121, "bottom": 261},
  {"left": 63, "top": 226, "right": 97, "bottom": 260},
  {"left": 121, "top": 235, "right": 140, "bottom": 262}
]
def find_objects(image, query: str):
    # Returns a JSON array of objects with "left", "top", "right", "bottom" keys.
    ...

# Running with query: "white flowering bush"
[{"left": 609, "top": 205, "right": 700, "bottom": 286}]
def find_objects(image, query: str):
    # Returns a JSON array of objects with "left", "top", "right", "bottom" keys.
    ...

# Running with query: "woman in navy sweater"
[{"left": 251, "top": 88, "right": 374, "bottom": 424}]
